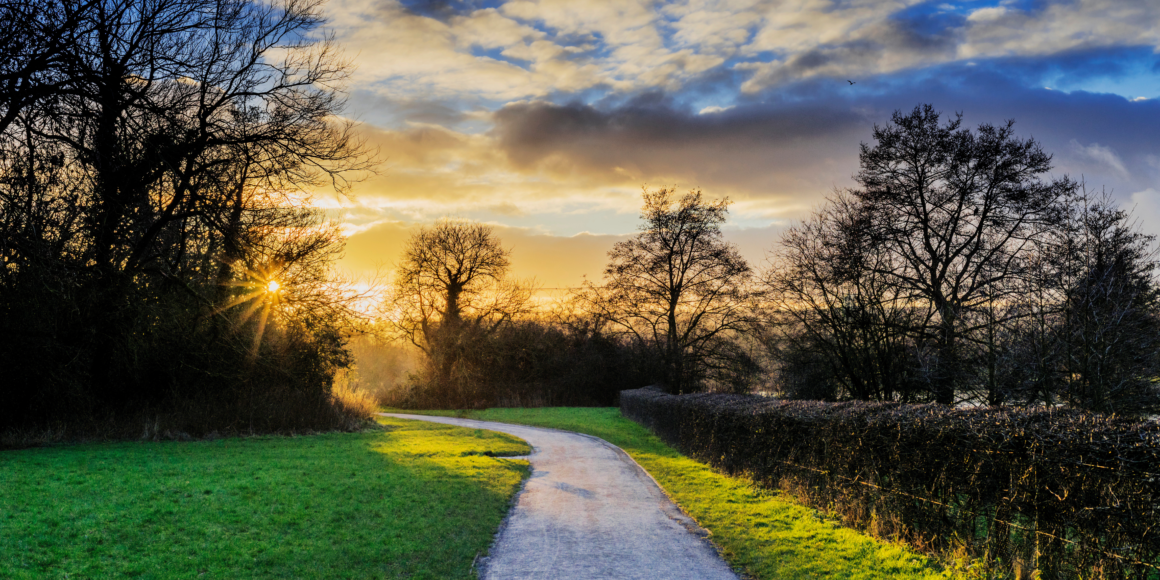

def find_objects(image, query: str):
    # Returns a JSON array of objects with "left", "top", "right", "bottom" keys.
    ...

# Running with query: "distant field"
[
  {"left": 406, "top": 407, "right": 946, "bottom": 580},
  {"left": 0, "top": 417, "right": 529, "bottom": 580}
]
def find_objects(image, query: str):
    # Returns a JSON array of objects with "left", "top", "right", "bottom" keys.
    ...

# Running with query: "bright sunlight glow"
[{"left": 266, "top": 280, "right": 280, "bottom": 293}]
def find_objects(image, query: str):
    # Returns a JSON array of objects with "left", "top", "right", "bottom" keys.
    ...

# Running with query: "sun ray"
[
  {"left": 236, "top": 294, "right": 267, "bottom": 325},
  {"left": 250, "top": 302, "right": 271, "bottom": 359},
  {"left": 214, "top": 262, "right": 284, "bottom": 355},
  {"left": 210, "top": 289, "right": 267, "bottom": 317}
]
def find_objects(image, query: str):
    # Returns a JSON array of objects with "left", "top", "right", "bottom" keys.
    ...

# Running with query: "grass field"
[
  {"left": 0, "top": 417, "right": 529, "bottom": 580},
  {"left": 405, "top": 407, "right": 947, "bottom": 580}
]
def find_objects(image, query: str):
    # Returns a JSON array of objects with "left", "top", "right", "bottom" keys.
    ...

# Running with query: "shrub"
[
  {"left": 621, "top": 387, "right": 1160, "bottom": 579},
  {"left": 379, "top": 320, "right": 659, "bottom": 409}
]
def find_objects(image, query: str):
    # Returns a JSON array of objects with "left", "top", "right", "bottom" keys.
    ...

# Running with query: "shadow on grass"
[{"left": 0, "top": 418, "right": 529, "bottom": 580}]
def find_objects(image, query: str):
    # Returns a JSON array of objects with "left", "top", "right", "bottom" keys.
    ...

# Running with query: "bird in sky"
[{"left": 848, "top": 80, "right": 856, "bottom": 85}]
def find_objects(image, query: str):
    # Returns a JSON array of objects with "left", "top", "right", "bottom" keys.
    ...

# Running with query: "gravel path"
[{"left": 381, "top": 413, "right": 739, "bottom": 580}]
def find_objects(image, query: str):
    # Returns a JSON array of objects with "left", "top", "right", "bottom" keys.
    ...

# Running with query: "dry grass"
[{"left": 330, "top": 379, "right": 379, "bottom": 419}]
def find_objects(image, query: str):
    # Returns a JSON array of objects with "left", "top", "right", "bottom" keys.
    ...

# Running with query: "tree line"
[
  {"left": 380, "top": 106, "right": 1160, "bottom": 416},
  {"left": 3, "top": 1, "right": 1154, "bottom": 428}
]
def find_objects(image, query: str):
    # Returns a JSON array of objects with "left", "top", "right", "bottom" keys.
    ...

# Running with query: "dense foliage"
[
  {"left": 622, "top": 387, "right": 1160, "bottom": 579},
  {"left": 0, "top": 0, "right": 370, "bottom": 435},
  {"left": 377, "top": 318, "right": 659, "bottom": 409}
]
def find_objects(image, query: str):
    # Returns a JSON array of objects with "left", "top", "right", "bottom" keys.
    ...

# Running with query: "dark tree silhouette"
[
  {"left": 1055, "top": 192, "right": 1160, "bottom": 413},
  {"left": 588, "top": 187, "right": 757, "bottom": 394},
  {"left": 852, "top": 105, "right": 1075, "bottom": 404},
  {"left": 0, "top": 0, "right": 371, "bottom": 431},
  {"left": 386, "top": 219, "right": 531, "bottom": 405},
  {"left": 764, "top": 191, "right": 924, "bottom": 402}
]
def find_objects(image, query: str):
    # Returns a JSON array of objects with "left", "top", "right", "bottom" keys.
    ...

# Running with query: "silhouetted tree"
[
  {"left": 0, "top": 0, "right": 371, "bottom": 431},
  {"left": 586, "top": 187, "right": 757, "bottom": 394},
  {"left": 764, "top": 192, "right": 926, "bottom": 402},
  {"left": 852, "top": 105, "right": 1075, "bottom": 404},
  {"left": 1056, "top": 192, "right": 1160, "bottom": 414},
  {"left": 386, "top": 219, "right": 532, "bottom": 405}
]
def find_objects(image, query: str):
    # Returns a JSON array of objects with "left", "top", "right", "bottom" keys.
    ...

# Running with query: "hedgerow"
[{"left": 621, "top": 387, "right": 1160, "bottom": 579}]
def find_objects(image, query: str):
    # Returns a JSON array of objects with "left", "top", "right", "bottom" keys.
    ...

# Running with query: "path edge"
[{"left": 379, "top": 412, "right": 746, "bottom": 580}]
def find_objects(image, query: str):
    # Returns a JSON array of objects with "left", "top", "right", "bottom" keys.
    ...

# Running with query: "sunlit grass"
[
  {"left": 401, "top": 407, "right": 944, "bottom": 580},
  {"left": 0, "top": 417, "right": 530, "bottom": 579}
]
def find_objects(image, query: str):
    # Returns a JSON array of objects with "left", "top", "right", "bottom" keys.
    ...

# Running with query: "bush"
[
  {"left": 381, "top": 320, "right": 659, "bottom": 409},
  {"left": 621, "top": 387, "right": 1160, "bottom": 579},
  {"left": 0, "top": 284, "right": 365, "bottom": 445}
]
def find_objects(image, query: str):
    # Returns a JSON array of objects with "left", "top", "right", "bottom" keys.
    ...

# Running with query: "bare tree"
[
  {"left": 852, "top": 105, "right": 1075, "bottom": 404},
  {"left": 1054, "top": 192, "right": 1160, "bottom": 414},
  {"left": 587, "top": 187, "right": 756, "bottom": 394},
  {"left": 385, "top": 219, "right": 532, "bottom": 403},
  {"left": 764, "top": 191, "right": 926, "bottom": 401}
]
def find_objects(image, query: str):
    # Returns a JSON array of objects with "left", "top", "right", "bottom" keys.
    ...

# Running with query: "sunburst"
[{"left": 212, "top": 265, "right": 285, "bottom": 358}]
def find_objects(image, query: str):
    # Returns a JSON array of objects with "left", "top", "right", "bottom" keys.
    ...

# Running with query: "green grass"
[
  {"left": 0, "top": 417, "right": 530, "bottom": 580},
  {"left": 399, "top": 407, "right": 945, "bottom": 580}
]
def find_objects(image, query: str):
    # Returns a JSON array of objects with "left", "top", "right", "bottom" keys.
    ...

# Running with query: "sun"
[{"left": 211, "top": 266, "right": 288, "bottom": 360}]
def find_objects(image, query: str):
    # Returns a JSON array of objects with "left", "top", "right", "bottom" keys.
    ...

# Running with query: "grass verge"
[
  {"left": 0, "top": 417, "right": 529, "bottom": 580},
  {"left": 399, "top": 407, "right": 946, "bottom": 580}
]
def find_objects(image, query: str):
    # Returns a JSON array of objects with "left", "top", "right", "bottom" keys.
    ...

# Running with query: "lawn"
[
  {"left": 404, "top": 407, "right": 947, "bottom": 580},
  {"left": 0, "top": 417, "right": 530, "bottom": 580}
]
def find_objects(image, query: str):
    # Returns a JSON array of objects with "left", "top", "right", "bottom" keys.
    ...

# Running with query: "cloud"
[
  {"left": 397, "top": 0, "right": 490, "bottom": 21},
  {"left": 1068, "top": 139, "right": 1129, "bottom": 177},
  {"left": 325, "top": 0, "right": 591, "bottom": 101},
  {"left": 959, "top": 0, "right": 1160, "bottom": 60},
  {"left": 735, "top": 0, "right": 1160, "bottom": 93},
  {"left": 330, "top": 55, "right": 1160, "bottom": 243},
  {"left": 491, "top": 95, "right": 867, "bottom": 209},
  {"left": 323, "top": 1, "right": 1160, "bottom": 286},
  {"left": 328, "top": 0, "right": 1160, "bottom": 106},
  {"left": 1128, "top": 188, "right": 1160, "bottom": 237}
]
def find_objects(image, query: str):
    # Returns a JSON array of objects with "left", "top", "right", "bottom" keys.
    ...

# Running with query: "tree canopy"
[
  {"left": 0, "top": 0, "right": 371, "bottom": 431},
  {"left": 851, "top": 105, "right": 1076, "bottom": 403}
]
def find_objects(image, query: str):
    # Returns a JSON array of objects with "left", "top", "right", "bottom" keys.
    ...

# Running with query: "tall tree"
[
  {"left": 1055, "top": 192, "right": 1160, "bottom": 414},
  {"left": 0, "top": 0, "right": 370, "bottom": 425},
  {"left": 590, "top": 187, "right": 756, "bottom": 394},
  {"left": 387, "top": 219, "right": 531, "bottom": 403},
  {"left": 852, "top": 105, "right": 1075, "bottom": 404},
  {"left": 764, "top": 191, "right": 925, "bottom": 402}
]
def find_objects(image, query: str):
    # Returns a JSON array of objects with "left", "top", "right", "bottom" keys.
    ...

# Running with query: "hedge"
[{"left": 620, "top": 387, "right": 1160, "bottom": 579}]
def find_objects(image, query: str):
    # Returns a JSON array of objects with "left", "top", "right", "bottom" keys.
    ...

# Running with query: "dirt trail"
[{"left": 381, "top": 413, "right": 739, "bottom": 580}]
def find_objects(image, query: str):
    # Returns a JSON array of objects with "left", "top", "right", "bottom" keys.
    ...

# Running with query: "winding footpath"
[{"left": 381, "top": 413, "right": 739, "bottom": 580}]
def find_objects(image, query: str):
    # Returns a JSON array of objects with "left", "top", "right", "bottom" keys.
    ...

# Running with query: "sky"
[{"left": 319, "top": 0, "right": 1160, "bottom": 289}]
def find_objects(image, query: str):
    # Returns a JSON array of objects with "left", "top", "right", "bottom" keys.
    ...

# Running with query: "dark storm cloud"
[
  {"left": 493, "top": 91, "right": 863, "bottom": 160},
  {"left": 492, "top": 94, "right": 869, "bottom": 198},
  {"left": 492, "top": 51, "right": 1160, "bottom": 204}
]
